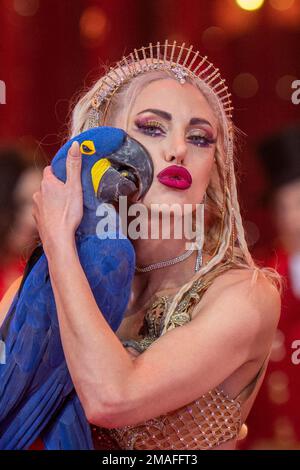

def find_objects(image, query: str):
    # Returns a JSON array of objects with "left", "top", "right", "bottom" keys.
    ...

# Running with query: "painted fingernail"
[{"left": 70, "top": 141, "right": 80, "bottom": 157}]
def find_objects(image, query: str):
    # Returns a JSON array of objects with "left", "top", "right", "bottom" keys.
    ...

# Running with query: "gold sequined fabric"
[{"left": 93, "top": 261, "right": 244, "bottom": 450}]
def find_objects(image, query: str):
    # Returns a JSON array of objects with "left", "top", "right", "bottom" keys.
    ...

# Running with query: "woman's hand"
[{"left": 32, "top": 141, "right": 83, "bottom": 256}]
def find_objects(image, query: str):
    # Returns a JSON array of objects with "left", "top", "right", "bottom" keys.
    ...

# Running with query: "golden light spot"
[
  {"left": 270, "top": 329, "right": 286, "bottom": 362},
  {"left": 214, "top": 0, "right": 260, "bottom": 35},
  {"left": 236, "top": 0, "right": 265, "bottom": 11},
  {"left": 0, "top": 80, "right": 6, "bottom": 104},
  {"left": 80, "top": 6, "right": 110, "bottom": 46},
  {"left": 268, "top": 0, "right": 300, "bottom": 27},
  {"left": 273, "top": 416, "right": 297, "bottom": 447},
  {"left": 270, "top": 0, "right": 294, "bottom": 11},
  {"left": 268, "top": 371, "right": 289, "bottom": 404}
]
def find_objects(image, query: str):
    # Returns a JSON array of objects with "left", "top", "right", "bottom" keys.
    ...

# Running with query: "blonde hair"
[{"left": 69, "top": 66, "right": 283, "bottom": 332}]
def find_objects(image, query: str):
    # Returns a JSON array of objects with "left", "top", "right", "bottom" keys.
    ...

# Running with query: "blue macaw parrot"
[{"left": 0, "top": 127, "right": 153, "bottom": 450}]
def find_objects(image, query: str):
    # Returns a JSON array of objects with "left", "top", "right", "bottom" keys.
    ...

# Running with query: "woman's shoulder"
[
  {"left": 192, "top": 264, "right": 281, "bottom": 343},
  {"left": 217, "top": 265, "right": 280, "bottom": 313},
  {"left": 198, "top": 262, "right": 280, "bottom": 306}
]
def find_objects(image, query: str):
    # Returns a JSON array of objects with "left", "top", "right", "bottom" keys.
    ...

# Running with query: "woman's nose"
[{"left": 164, "top": 137, "right": 187, "bottom": 165}]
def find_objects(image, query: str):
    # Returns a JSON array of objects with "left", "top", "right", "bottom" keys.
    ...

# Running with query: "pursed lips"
[{"left": 156, "top": 165, "right": 192, "bottom": 190}]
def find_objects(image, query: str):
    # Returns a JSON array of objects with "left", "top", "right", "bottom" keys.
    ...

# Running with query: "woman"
[
  {"left": 0, "top": 41, "right": 282, "bottom": 450},
  {"left": 0, "top": 146, "right": 42, "bottom": 299}
]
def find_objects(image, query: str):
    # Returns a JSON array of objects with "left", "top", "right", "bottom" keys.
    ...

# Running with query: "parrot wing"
[
  {"left": 0, "top": 234, "right": 135, "bottom": 449},
  {"left": 76, "top": 234, "right": 136, "bottom": 331},
  {"left": 40, "top": 392, "right": 93, "bottom": 450}
]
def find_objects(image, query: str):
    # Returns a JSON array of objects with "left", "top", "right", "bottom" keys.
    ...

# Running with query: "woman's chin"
[{"left": 142, "top": 189, "right": 193, "bottom": 208}]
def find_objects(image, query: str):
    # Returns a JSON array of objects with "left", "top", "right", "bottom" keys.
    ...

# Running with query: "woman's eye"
[
  {"left": 135, "top": 121, "right": 165, "bottom": 137},
  {"left": 134, "top": 120, "right": 216, "bottom": 147},
  {"left": 188, "top": 134, "right": 216, "bottom": 148}
]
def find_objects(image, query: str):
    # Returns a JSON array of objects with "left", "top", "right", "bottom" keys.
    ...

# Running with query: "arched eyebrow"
[{"left": 136, "top": 108, "right": 214, "bottom": 129}]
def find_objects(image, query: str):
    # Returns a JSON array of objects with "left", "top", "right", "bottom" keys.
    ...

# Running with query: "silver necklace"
[{"left": 135, "top": 243, "right": 202, "bottom": 273}]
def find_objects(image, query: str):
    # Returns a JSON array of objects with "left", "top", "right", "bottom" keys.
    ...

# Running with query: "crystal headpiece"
[{"left": 88, "top": 40, "right": 233, "bottom": 128}]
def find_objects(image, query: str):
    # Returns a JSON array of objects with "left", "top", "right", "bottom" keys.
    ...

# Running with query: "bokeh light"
[
  {"left": 273, "top": 417, "right": 297, "bottom": 447},
  {"left": 233, "top": 73, "right": 259, "bottom": 98},
  {"left": 236, "top": 0, "right": 265, "bottom": 11},
  {"left": 270, "top": 329, "right": 286, "bottom": 362},
  {"left": 268, "top": 371, "right": 289, "bottom": 404},
  {"left": 244, "top": 220, "right": 260, "bottom": 246},
  {"left": 0, "top": 80, "right": 6, "bottom": 105},
  {"left": 270, "top": 0, "right": 294, "bottom": 11},
  {"left": 268, "top": 0, "right": 300, "bottom": 28},
  {"left": 14, "top": 0, "right": 39, "bottom": 16},
  {"left": 276, "top": 75, "right": 298, "bottom": 100},
  {"left": 80, "top": 6, "right": 110, "bottom": 47},
  {"left": 214, "top": 0, "right": 260, "bottom": 36},
  {"left": 201, "top": 26, "right": 227, "bottom": 51}
]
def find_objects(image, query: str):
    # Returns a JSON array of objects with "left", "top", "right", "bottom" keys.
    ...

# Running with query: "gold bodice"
[{"left": 92, "top": 262, "right": 263, "bottom": 450}]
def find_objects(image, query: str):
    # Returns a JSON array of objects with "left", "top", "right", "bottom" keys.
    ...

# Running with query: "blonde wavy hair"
[{"left": 68, "top": 65, "right": 283, "bottom": 332}]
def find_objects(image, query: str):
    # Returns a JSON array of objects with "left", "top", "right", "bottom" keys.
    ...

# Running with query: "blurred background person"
[
  {"left": 0, "top": 145, "right": 43, "bottom": 299},
  {"left": 240, "top": 124, "right": 300, "bottom": 450}
]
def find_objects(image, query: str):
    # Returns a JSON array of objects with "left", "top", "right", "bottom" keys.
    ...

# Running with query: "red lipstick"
[{"left": 157, "top": 165, "right": 192, "bottom": 190}]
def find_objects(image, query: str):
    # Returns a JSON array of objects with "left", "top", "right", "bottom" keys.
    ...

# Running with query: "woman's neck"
[
  {"left": 130, "top": 238, "right": 211, "bottom": 305},
  {"left": 133, "top": 237, "right": 195, "bottom": 268}
]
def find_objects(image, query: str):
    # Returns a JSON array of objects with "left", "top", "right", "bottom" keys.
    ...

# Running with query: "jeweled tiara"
[{"left": 88, "top": 40, "right": 233, "bottom": 128}]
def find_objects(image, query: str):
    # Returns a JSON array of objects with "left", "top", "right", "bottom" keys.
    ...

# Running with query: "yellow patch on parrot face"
[
  {"left": 80, "top": 140, "right": 96, "bottom": 155},
  {"left": 91, "top": 158, "right": 111, "bottom": 194}
]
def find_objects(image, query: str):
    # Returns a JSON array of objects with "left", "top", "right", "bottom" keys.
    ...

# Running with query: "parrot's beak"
[{"left": 91, "top": 135, "right": 153, "bottom": 203}]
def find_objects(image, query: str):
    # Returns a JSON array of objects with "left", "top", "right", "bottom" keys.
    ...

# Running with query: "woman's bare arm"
[
  {"left": 0, "top": 276, "right": 22, "bottom": 327},
  {"left": 47, "top": 242, "right": 280, "bottom": 429},
  {"left": 32, "top": 145, "right": 281, "bottom": 430}
]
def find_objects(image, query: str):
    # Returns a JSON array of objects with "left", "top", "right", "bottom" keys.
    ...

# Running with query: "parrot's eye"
[{"left": 80, "top": 140, "right": 96, "bottom": 155}]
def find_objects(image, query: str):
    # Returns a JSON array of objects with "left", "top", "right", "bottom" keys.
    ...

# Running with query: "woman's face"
[{"left": 124, "top": 78, "right": 218, "bottom": 212}]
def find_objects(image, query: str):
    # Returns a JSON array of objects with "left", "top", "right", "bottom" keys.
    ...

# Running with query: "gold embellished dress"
[{"left": 92, "top": 261, "right": 267, "bottom": 450}]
